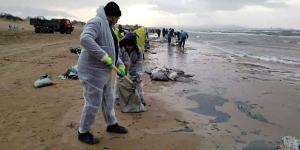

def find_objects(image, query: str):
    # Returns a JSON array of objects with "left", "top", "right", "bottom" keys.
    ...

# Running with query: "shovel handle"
[{"left": 112, "top": 65, "right": 133, "bottom": 84}]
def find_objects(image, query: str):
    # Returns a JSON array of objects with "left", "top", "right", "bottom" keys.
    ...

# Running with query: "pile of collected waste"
[
  {"left": 277, "top": 136, "right": 300, "bottom": 150},
  {"left": 33, "top": 65, "right": 79, "bottom": 89},
  {"left": 59, "top": 65, "right": 78, "bottom": 80},
  {"left": 145, "top": 67, "right": 194, "bottom": 81},
  {"left": 70, "top": 47, "right": 81, "bottom": 55}
]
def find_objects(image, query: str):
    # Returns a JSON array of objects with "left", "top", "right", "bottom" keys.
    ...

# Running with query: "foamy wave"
[
  {"left": 208, "top": 44, "right": 247, "bottom": 57},
  {"left": 206, "top": 43, "right": 300, "bottom": 66},
  {"left": 246, "top": 55, "right": 300, "bottom": 66}
]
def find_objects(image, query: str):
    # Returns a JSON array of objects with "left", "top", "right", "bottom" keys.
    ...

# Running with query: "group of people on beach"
[
  {"left": 165, "top": 28, "right": 189, "bottom": 48},
  {"left": 150, "top": 27, "right": 189, "bottom": 48},
  {"left": 8, "top": 24, "right": 19, "bottom": 32}
]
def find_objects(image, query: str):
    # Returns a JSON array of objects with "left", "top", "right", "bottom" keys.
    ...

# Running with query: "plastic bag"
[
  {"left": 118, "top": 77, "right": 147, "bottom": 113},
  {"left": 34, "top": 74, "right": 53, "bottom": 88}
]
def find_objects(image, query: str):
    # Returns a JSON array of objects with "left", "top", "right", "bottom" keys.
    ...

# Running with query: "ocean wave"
[
  {"left": 206, "top": 43, "right": 300, "bottom": 66},
  {"left": 246, "top": 55, "right": 300, "bottom": 66},
  {"left": 283, "top": 40, "right": 300, "bottom": 44},
  {"left": 189, "top": 31, "right": 260, "bottom": 36},
  {"left": 208, "top": 44, "right": 247, "bottom": 57},
  {"left": 189, "top": 30, "right": 300, "bottom": 37}
]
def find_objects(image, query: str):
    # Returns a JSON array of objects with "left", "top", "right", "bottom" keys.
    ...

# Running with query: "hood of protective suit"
[
  {"left": 78, "top": 4, "right": 124, "bottom": 73},
  {"left": 96, "top": 6, "right": 108, "bottom": 22}
]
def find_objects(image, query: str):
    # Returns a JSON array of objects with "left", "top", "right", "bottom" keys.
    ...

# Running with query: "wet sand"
[
  {"left": 1, "top": 19, "right": 300, "bottom": 149},
  {"left": 146, "top": 36, "right": 300, "bottom": 149}
]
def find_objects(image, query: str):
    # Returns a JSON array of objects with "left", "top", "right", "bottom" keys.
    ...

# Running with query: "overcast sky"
[{"left": 1, "top": 0, "right": 300, "bottom": 29}]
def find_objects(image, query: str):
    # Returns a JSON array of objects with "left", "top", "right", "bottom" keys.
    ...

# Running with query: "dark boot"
[
  {"left": 78, "top": 131, "right": 99, "bottom": 145},
  {"left": 107, "top": 123, "right": 128, "bottom": 134}
]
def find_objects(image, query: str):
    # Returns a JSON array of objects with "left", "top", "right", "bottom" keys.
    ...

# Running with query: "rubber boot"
[
  {"left": 107, "top": 123, "right": 128, "bottom": 134},
  {"left": 78, "top": 131, "right": 99, "bottom": 145}
]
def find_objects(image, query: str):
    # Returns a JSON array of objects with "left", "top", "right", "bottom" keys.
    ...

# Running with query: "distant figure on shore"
[
  {"left": 167, "top": 28, "right": 174, "bottom": 46},
  {"left": 114, "top": 24, "right": 125, "bottom": 42},
  {"left": 118, "top": 24, "right": 125, "bottom": 37},
  {"left": 8, "top": 24, "right": 18, "bottom": 32},
  {"left": 157, "top": 29, "right": 161, "bottom": 38},
  {"left": 174, "top": 31, "right": 181, "bottom": 44},
  {"left": 179, "top": 30, "right": 189, "bottom": 48},
  {"left": 8, "top": 24, "right": 12, "bottom": 31},
  {"left": 162, "top": 28, "right": 166, "bottom": 38}
]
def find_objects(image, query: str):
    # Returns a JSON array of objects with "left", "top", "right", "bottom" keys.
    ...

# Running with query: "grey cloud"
[
  {"left": 207, "top": 0, "right": 286, "bottom": 10},
  {"left": 0, "top": 6, "right": 74, "bottom": 18},
  {"left": 0, "top": 0, "right": 296, "bottom": 29},
  {"left": 151, "top": 0, "right": 205, "bottom": 14},
  {"left": 151, "top": 0, "right": 287, "bottom": 14},
  {"left": 0, "top": 0, "right": 151, "bottom": 9},
  {"left": 0, "top": 0, "right": 151, "bottom": 18},
  {"left": 0, "top": 0, "right": 99, "bottom": 9}
]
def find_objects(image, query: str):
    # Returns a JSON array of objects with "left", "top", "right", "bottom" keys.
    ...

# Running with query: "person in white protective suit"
[
  {"left": 77, "top": 1, "right": 128, "bottom": 145},
  {"left": 114, "top": 32, "right": 145, "bottom": 105}
]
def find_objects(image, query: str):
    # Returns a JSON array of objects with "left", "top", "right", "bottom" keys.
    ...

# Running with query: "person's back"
[
  {"left": 176, "top": 31, "right": 180, "bottom": 40},
  {"left": 179, "top": 30, "right": 188, "bottom": 48},
  {"left": 167, "top": 29, "right": 174, "bottom": 45},
  {"left": 168, "top": 29, "right": 173, "bottom": 37},
  {"left": 180, "top": 31, "right": 188, "bottom": 40}
]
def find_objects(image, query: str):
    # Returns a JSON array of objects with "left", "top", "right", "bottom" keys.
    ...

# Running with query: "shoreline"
[
  {"left": 145, "top": 36, "right": 300, "bottom": 149},
  {"left": 0, "top": 27, "right": 300, "bottom": 149}
]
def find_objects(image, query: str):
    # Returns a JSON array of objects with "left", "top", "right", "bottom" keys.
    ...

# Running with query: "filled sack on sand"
[
  {"left": 150, "top": 68, "right": 169, "bottom": 81},
  {"left": 34, "top": 74, "right": 53, "bottom": 88},
  {"left": 148, "top": 67, "right": 194, "bottom": 81},
  {"left": 118, "top": 77, "right": 147, "bottom": 113}
]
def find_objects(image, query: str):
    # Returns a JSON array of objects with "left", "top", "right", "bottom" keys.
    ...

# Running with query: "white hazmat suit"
[
  {"left": 77, "top": 6, "right": 123, "bottom": 133},
  {"left": 114, "top": 38, "right": 144, "bottom": 104}
]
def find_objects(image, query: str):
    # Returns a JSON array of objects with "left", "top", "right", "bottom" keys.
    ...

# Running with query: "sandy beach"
[
  {"left": 0, "top": 20, "right": 203, "bottom": 150},
  {"left": 0, "top": 19, "right": 300, "bottom": 150}
]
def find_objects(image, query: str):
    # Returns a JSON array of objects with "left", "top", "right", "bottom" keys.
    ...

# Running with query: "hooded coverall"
[
  {"left": 114, "top": 33, "right": 144, "bottom": 104},
  {"left": 77, "top": 6, "right": 124, "bottom": 133}
]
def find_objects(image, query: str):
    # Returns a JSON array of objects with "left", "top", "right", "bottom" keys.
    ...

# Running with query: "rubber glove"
[
  {"left": 118, "top": 65, "right": 126, "bottom": 77},
  {"left": 101, "top": 56, "right": 112, "bottom": 68}
]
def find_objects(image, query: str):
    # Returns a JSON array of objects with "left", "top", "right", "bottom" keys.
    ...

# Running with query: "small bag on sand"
[
  {"left": 34, "top": 74, "right": 53, "bottom": 88},
  {"left": 118, "top": 77, "right": 147, "bottom": 113}
]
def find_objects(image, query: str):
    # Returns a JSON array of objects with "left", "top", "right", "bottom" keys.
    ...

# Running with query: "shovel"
[{"left": 112, "top": 65, "right": 133, "bottom": 84}]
